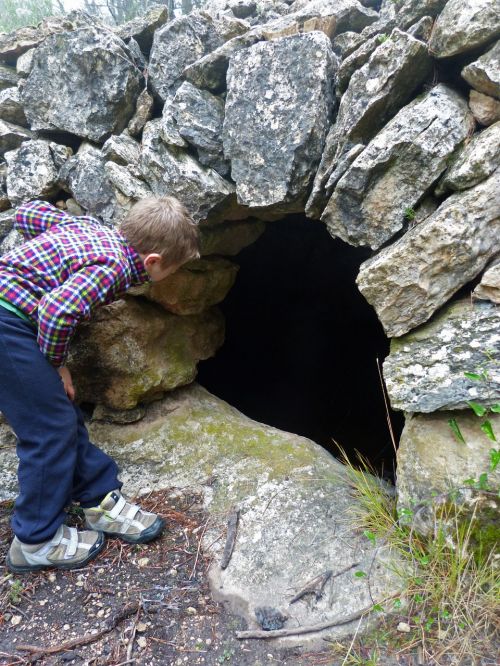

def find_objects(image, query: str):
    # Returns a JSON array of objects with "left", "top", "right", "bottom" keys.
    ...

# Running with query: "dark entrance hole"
[{"left": 197, "top": 214, "right": 404, "bottom": 478}]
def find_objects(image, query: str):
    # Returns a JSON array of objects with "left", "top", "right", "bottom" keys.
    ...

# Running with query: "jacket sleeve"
[
  {"left": 37, "top": 261, "right": 127, "bottom": 367},
  {"left": 14, "top": 200, "right": 73, "bottom": 241}
]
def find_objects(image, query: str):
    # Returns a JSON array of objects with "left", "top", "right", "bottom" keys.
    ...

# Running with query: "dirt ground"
[{"left": 0, "top": 490, "right": 496, "bottom": 666}]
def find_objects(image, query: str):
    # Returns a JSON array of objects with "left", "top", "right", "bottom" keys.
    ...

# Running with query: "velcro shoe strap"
[
  {"left": 106, "top": 495, "right": 127, "bottom": 520},
  {"left": 65, "top": 527, "right": 79, "bottom": 558}
]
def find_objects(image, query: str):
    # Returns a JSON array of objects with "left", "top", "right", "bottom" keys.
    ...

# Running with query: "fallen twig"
[
  {"left": 235, "top": 606, "right": 373, "bottom": 640},
  {"left": 290, "top": 569, "right": 332, "bottom": 604},
  {"left": 220, "top": 509, "right": 240, "bottom": 570},
  {"left": 15, "top": 601, "right": 140, "bottom": 655}
]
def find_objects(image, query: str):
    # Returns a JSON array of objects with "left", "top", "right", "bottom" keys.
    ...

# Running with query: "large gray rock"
[
  {"left": 5, "top": 139, "right": 72, "bottom": 206},
  {"left": 172, "top": 82, "right": 227, "bottom": 174},
  {"left": 140, "top": 118, "right": 235, "bottom": 223},
  {"left": 22, "top": 27, "right": 142, "bottom": 143},
  {"left": 68, "top": 298, "right": 225, "bottom": 410},
  {"left": 306, "top": 29, "right": 432, "bottom": 218},
  {"left": 379, "top": 0, "right": 447, "bottom": 30},
  {"left": 104, "top": 162, "right": 152, "bottom": 202},
  {"left": 357, "top": 169, "right": 500, "bottom": 337},
  {"left": 0, "top": 64, "right": 19, "bottom": 91},
  {"left": 322, "top": 85, "right": 474, "bottom": 249},
  {"left": 429, "top": 0, "right": 500, "bottom": 59},
  {"left": 149, "top": 12, "right": 223, "bottom": 102},
  {"left": 384, "top": 299, "right": 500, "bottom": 412},
  {"left": 436, "top": 121, "right": 500, "bottom": 194},
  {"left": 83, "top": 382, "right": 398, "bottom": 644},
  {"left": 116, "top": 3, "right": 169, "bottom": 54},
  {"left": 462, "top": 41, "right": 500, "bottom": 101},
  {"left": 223, "top": 31, "right": 336, "bottom": 211},
  {"left": 59, "top": 143, "right": 120, "bottom": 225},
  {"left": 286, "top": 0, "right": 378, "bottom": 34},
  {"left": 183, "top": 30, "right": 264, "bottom": 93},
  {"left": 0, "top": 11, "right": 95, "bottom": 63},
  {"left": 474, "top": 259, "right": 500, "bottom": 304},
  {"left": 0, "top": 87, "right": 27, "bottom": 126},
  {"left": 336, "top": 34, "right": 379, "bottom": 95}
]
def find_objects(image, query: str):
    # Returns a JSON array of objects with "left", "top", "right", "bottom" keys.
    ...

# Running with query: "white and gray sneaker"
[
  {"left": 6, "top": 525, "right": 104, "bottom": 573},
  {"left": 83, "top": 490, "right": 165, "bottom": 544}
]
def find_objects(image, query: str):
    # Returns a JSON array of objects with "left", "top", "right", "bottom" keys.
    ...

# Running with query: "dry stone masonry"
[{"left": 0, "top": 0, "right": 499, "bottom": 643}]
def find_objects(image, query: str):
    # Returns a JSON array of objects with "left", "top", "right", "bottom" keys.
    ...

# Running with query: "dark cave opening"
[{"left": 197, "top": 214, "right": 405, "bottom": 479}]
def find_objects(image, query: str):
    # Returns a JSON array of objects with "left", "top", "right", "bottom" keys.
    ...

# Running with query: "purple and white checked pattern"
[{"left": 0, "top": 200, "right": 150, "bottom": 367}]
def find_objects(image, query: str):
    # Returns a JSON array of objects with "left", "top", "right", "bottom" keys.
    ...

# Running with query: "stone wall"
[{"left": 1, "top": 0, "right": 499, "bottom": 503}]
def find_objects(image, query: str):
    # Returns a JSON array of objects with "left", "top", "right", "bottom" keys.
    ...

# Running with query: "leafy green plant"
[{"left": 403, "top": 206, "right": 416, "bottom": 222}]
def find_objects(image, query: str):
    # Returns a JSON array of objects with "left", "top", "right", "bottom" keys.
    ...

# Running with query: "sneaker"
[
  {"left": 6, "top": 525, "right": 104, "bottom": 573},
  {"left": 83, "top": 490, "right": 165, "bottom": 544}
]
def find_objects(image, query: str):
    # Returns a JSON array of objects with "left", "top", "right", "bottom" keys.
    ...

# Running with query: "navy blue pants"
[{"left": 0, "top": 306, "right": 121, "bottom": 544}]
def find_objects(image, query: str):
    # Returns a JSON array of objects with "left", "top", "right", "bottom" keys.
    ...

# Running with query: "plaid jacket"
[{"left": 0, "top": 200, "right": 150, "bottom": 367}]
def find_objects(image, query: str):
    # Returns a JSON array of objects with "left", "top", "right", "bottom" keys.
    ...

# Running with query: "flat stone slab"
[{"left": 384, "top": 300, "right": 500, "bottom": 413}]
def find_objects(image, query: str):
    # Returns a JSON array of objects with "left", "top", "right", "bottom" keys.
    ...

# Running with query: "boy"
[{"left": 0, "top": 197, "right": 200, "bottom": 573}]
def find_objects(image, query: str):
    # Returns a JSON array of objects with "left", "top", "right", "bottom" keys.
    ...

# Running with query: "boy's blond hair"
[{"left": 120, "top": 197, "right": 200, "bottom": 267}]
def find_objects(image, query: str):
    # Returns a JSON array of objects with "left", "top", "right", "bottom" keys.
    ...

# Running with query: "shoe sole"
[
  {"left": 88, "top": 516, "right": 166, "bottom": 544},
  {"left": 5, "top": 533, "right": 106, "bottom": 574}
]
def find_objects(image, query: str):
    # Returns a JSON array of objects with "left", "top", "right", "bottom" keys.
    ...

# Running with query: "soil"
[{"left": 1, "top": 490, "right": 496, "bottom": 666}]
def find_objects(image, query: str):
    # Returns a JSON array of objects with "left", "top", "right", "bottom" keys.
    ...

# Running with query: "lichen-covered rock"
[
  {"left": 183, "top": 30, "right": 264, "bottom": 93},
  {"left": 436, "top": 121, "right": 500, "bottom": 194},
  {"left": 462, "top": 41, "right": 500, "bottom": 100},
  {"left": 0, "top": 11, "right": 94, "bottom": 63},
  {"left": 0, "top": 64, "right": 19, "bottom": 90},
  {"left": 0, "top": 87, "right": 27, "bottom": 126},
  {"left": 0, "top": 227, "right": 23, "bottom": 254},
  {"left": 59, "top": 143, "right": 120, "bottom": 225},
  {"left": 223, "top": 31, "right": 336, "bottom": 211},
  {"left": 396, "top": 410, "right": 500, "bottom": 508},
  {"left": 140, "top": 118, "right": 235, "bottom": 223},
  {"left": 22, "top": 27, "right": 142, "bottom": 143},
  {"left": 67, "top": 298, "right": 225, "bottom": 410},
  {"left": 104, "top": 162, "right": 152, "bottom": 201},
  {"left": 384, "top": 300, "right": 500, "bottom": 412},
  {"left": 357, "top": 169, "right": 500, "bottom": 337},
  {"left": 199, "top": 218, "right": 265, "bottom": 255},
  {"left": 306, "top": 29, "right": 432, "bottom": 218},
  {"left": 15, "top": 48, "right": 34, "bottom": 77},
  {"left": 469, "top": 90, "right": 500, "bottom": 126},
  {"left": 0, "top": 209, "right": 14, "bottom": 242},
  {"left": 429, "top": 0, "right": 500, "bottom": 59},
  {"left": 116, "top": 3, "right": 169, "bottom": 54},
  {"left": 130, "top": 257, "right": 239, "bottom": 314},
  {"left": 83, "top": 382, "right": 398, "bottom": 642},
  {"left": 102, "top": 133, "right": 141, "bottom": 166},
  {"left": 379, "top": 0, "right": 447, "bottom": 30},
  {"left": 336, "top": 34, "right": 379, "bottom": 95},
  {"left": 474, "top": 259, "right": 500, "bottom": 304},
  {"left": 286, "top": 0, "right": 378, "bottom": 34},
  {"left": 172, "top": 82, "right": 226, "bottom": 172},
  {"left": 127, "top": 88, "right": 154, "bottom": 137},
  {"left": 5, "top": 139, "right": 72, "bottom": 206},
  {"left": 149, "top": 12, "right": 223, "bottom": 102},
  {"left": 322, "top": 85, "right": 474, "bottom": 249}
]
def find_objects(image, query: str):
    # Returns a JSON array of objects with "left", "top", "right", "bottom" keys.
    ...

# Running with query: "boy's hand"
[{"left": 58, "top": 366, "right": 75, "bottom": 401}]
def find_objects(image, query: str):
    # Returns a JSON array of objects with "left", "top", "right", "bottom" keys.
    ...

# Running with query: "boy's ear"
[{"left": 143, "top": 253, "right": 162, "bottom": 269}]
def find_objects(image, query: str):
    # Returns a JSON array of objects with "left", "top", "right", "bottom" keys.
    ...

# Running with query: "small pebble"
[
  {"left": 137, "top": 557, "right": 150, "bottom": 567},
  {"left": 136, "top": 622, "right": 147, "bottom": 632},
  {"left": 63, "top": 624, "right": 70, "bottom": 630},
  {"left": 397, "top": 622, "right": 411, "bottom": 633},
  {"left": 186, "top": 607, "right": 197, "bottom": 615},
  {"left": 11, "top": 615, "right": 22, "bottom": 626},
  {"left": 137, "top": 636, "right": 147, "bottom": 649}
]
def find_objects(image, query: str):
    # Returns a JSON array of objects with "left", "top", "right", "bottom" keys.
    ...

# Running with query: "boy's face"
[{"left": 140, "top": 253, "right": 186, "bottom": 282}]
